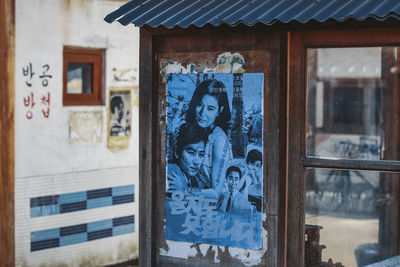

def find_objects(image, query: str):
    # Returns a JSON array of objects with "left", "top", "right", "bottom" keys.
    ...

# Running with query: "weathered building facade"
[
  {"left": 1, "top": 0, "right": 140, "bottom": 266},
  {"left": 106, "top": 1, "right": 400, "bottom": 266}
]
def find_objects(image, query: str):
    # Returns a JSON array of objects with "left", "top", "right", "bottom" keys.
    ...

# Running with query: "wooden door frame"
[
  {"left": 0, "top": 0, "right": 15, "bottom": 266},
  {"left": 139, "top": 25, "right": 287, "bottom": 267},
  {"left": 287, "top": 27, "right": 400, "bottom": 266}
]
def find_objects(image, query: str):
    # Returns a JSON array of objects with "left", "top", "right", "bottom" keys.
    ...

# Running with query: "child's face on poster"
[{"left": 248, "top": 160, "right": 262, "bottom": 174}]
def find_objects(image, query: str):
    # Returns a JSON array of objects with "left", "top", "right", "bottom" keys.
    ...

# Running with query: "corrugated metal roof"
[{"left": 104, "top": 0, "right": 400, "bottom": 28}]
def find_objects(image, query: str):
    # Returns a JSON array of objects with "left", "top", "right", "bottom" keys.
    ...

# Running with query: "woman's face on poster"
[
  {"left": 195, "top": 94, "right": 220, "bottom": 128},
  {"left": 178, "top": 141, "right": 206, "bottom": 178}
]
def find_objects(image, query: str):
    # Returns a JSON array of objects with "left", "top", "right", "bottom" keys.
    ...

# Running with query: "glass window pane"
[
  {"left": 67, "top": 62, "right": 93, "bottom": 94},
  {"left": 306, "top": 47, "right": 398, "bottom": 160},
  {"left": 305, "top": 168, "right": 398, "bottom": 266}
]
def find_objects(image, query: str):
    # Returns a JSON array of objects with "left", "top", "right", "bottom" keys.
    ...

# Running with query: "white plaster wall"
[
  {"left": 15, "top": 0, "right": 140, "bottom": 177},
  {"left": 15, "top": 0, "right": 140, "bottom": 266}
]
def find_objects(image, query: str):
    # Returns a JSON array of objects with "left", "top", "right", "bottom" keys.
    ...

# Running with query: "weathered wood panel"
[
  {"left": 301, "top": 28, "right": 400, "bottom": 47},
  {"left": 287, "top": 31, "right": 306, "bottom": 267},
  {"left": 0, "top": 0, "right": 15, "bottom": 266},
  {"left": 278, "top": 31, "right": 289, "bottom": 267},
  {"left": 139, "top": 33, "right": 156, "bottom": 267},
  {"left": 140, "top": 28, "right": 285, "bottom": 266},
  {"left": 302, "top": 158, "right": 400, "bottom": 172},
  {"left": 380, "top": 47, "right": 400, "bottom": 257}
]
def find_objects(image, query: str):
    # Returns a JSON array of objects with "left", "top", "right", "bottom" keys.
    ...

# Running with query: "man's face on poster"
[
  {"left": 178, "top": 141, "right": 206, "bottom": 178},
  {"left": 227, "top": 171, "right": 240, "bottom": 192}
]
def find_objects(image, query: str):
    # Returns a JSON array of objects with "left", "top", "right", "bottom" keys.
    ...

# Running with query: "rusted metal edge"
[{"left": 301, "top": 157, "right": 400, "bottom": 172}]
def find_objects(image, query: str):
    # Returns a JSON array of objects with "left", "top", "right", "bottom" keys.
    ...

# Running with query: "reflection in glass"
[
  {"left": 67, "top": 62, "right": 92, "bottom": 94},
  {"left": 306, "top": 47, "right": 398, "bottom": 160},
  {"left": 305, "top": 168, "right": 397, "bottom": 266}
]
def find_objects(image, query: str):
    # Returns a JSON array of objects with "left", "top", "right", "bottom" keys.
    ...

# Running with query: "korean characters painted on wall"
[
  {"left": 165, "top": 73, "right": 264, "bottom": 249},
  {"left": 22, "top": 63, "right": 52, "bottom": 120}
]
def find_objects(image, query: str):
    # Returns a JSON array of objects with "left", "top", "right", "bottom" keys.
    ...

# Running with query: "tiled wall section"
[
  {"left": 30, "top": 185, "right": 134, "bottom": 217},
  {"left": 31, "top": 215, "right": 134, "bottom": 251},
  {"left": 15, "top": 166, "right": 138, "bottom": 266}
]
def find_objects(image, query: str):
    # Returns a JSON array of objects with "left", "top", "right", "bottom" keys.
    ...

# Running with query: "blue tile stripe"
[
  {"left": 31, "top": 238, "right": 60, "bottom": 252},
  {"left": 60, "top": 201, "right": 87, "bottom": 213},
  {"left": 30, "top": 185, "right": 134, "bottom": 218},
  {"left": 112, "top": 185, "right": 134, "bottom": 196},
  {"left": 87, "top": 188, "right": 112, "bottom": 199},
  {"left": 87, "top": 229, "right": 113, "bottom": 241},
  {"left": 30, "top": 196, "right": 59, "bottom": 207},
  {"left": 60, "top": 224, "right": 87, "bottom": 236},
  {"left": 87, "top": 197, "right": 113, "bottom": 209},
  {"left": 87, "top": 219, "right": 113, "bottom": 232},
  {"left": 30, "top": 215, "right": 135, "bottom": 252},
  {"left": 59, "top": 192, "right": 87, "bottom": 204},
  {"left": 113, "top": 215, "right": 135, "bottom": 227},
  {"left": 113, "top": 194, "right": 134, "bottom": 205},
  {"left": 30, "top": 205, "right": 59, "bottom": 218},
  {"left": 113, "top": 223, "right": 135, "bottom": 236},
  {"left": 31, "top": 228, "right": 59, "bottom": 242},
  {"left": 60, "top": 233, "right": 87, "bottom": 247}
]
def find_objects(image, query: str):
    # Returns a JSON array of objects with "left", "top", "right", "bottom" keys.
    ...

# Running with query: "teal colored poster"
[{"left": 166, "top": 73, "right": 264, "bottom": 249}]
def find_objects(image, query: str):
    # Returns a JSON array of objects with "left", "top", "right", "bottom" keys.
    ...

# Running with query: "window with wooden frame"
[
  {"left": 63, "top": 47, "right": 104, "bottom": 106},
  {"left": 288, "top": 28, "right": 400, "bottom": 267}
]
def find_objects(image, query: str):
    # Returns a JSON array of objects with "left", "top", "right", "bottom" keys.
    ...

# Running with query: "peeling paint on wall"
[
  {"left": 160, "top": 60, "right": 196, "bottom": 82},
  {"left": 112, "top": 67, "right": 137, "bottom": 83},
  {"left": 160, "top": 215, "right": 268, "bottom": 266},
  {"left": 215, "top": 52, "right": 245, "bottom": 73},
  {"left": 68, "top": 111, "right": 103, "bottom": 144},
  {"left": 160, "top": 52, "right": 246, "bottom": 82}
]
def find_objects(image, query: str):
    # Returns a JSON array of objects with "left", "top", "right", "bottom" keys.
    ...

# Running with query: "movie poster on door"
[{"left": 166, "top": 73, "right": 264, "bottom": 249}]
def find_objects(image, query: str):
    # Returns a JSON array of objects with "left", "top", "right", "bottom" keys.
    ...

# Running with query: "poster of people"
[
  {"left": 166, "top": 73, "right": 264, "bottom": 249},
  {"left": 109, "top": 90, "right": 131, "bottom": 137}
]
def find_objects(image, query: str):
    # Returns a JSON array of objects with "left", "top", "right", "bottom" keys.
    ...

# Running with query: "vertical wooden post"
[
  {"left": 287, "top": 31, "right": 306, "bottom": 266},
  {"left": 139, "top": 30, "right": 155, "bottom": 267},
  {"left": 279, "top": 31, "right": 289, "bottom": 267},
  {"left": 380, "top": 47, "right": 400, "bottom": 257},
  {"left": 0, "top": 0, "right": 15, "bottom": 266}
]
